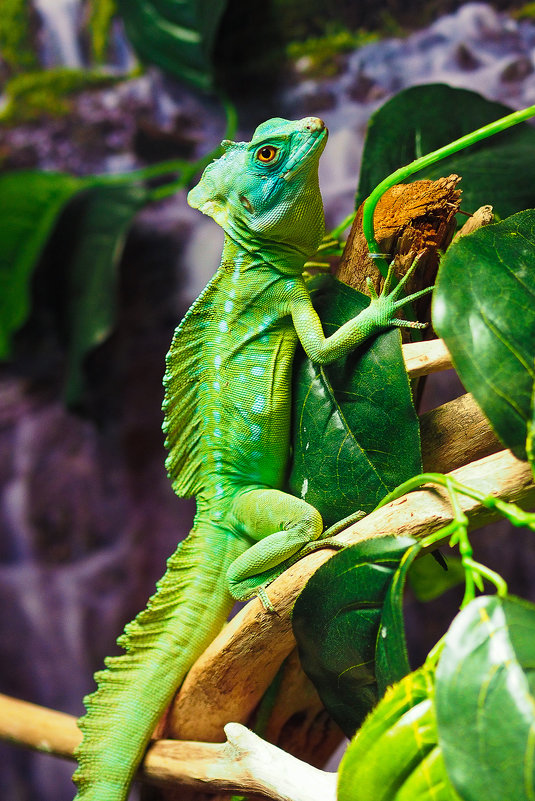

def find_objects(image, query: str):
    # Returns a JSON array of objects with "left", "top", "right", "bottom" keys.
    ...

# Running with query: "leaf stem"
[{"left": 362, "top": 102, "right": 535, "bottom": 277}]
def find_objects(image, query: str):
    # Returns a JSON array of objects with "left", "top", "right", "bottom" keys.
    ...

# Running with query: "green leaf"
[
  {"left": 292, "top": 535, "right": 416, "bottom": 737},
  {"left": 62, "top": 183, "right": 148, "bottom": 405},
  {"left": 0, "top": 170, "right": 149, "bottom": 405},
  {"left": 408, "top": 553, "right": 465, "bottom": 602},
  {"left": 338, "top": 667, "right": 461, "bottom": 801},
  {"left": 0, "top": 170, "right": 81, "bottom": 358},
  {"left": 435, "top": 594, "right": 535, "bottom": 801},
  {"left": 376, "top": 541, "right": 421, "bottom": 694},
  {"left": 289, "top": 275, "right": 422, "bottom": 528},
  {"left": 117, "top": 0, "right": 228, "bottom": 90},
  {"left": 356, "top": 84, "right": 535, "bottom": 219},
  {"left": 432, "top": 210, "right": 535, "bottom": 460},
  {"left": 528, "top": 366, "right": 535, "bottom": 479}
]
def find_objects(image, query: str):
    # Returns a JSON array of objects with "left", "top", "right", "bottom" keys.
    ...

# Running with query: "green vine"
[{"left": 378, "top": 473, "right": 535, "bottom": 609}]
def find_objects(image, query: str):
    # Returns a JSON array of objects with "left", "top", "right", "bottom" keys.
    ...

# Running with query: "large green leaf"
[
  {"left": 432, "top": 210, "right": 535, "bottom": 460},
  {"left": 356, "top": 84, "right": 535, "bottom": 219},
  {"left": 375, "top": 541, "right": 421, "bottom": 694},
  {"left": 62, "top": 183, "right": 149, "bottom": 405},
  {"left": 117, "top": 0, "right": 228, "bottom": 90},
  {"left": 338, "top": 667, "right": 461, "bottom": 801},
  {"left": 435, "top": 594, "right": 535, "bottom": 801},
  {"left": 0, "top": 170, "right": 81, "bottom": 358},
  {"left": 289, "top": 275, "right": 422, "bottom": 528},
  {"left": 292, "top": 535, "right": 416, "bottom": 737},
  {"left": 528, "top": 366, "right": 535, "bottom": 479}
]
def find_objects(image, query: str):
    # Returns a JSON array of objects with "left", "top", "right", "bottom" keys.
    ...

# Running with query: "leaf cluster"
[{"left": 289, "top": 83, "right": 535, "bottom": 801}]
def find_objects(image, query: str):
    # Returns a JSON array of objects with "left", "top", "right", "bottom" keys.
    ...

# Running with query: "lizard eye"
[{"left": 256, "top": 145, "right": 279, "bottom": 163}]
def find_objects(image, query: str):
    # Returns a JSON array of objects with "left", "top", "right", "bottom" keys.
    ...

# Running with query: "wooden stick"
[
  {"left": 420, "top": 392, "right": 501, "bottom": 472},
  {"left": 145, "top": 723, "right": 337, "bottom": 801},
  {"left": 0, "top": 695, "right": 336, "bottom": 801},
  {"left": 403, "top": 338, "right": 452, "bottom": 377},
  {"left": 0, "top": 693, "right": 81, "bottom": 758}
]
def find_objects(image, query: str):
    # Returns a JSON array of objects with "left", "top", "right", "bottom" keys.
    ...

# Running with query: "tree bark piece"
[
  {"left": 452, "top": 204, "right": 494, "bottom": 242},
  {"left": 336, "top": 175, "right": 461, "bottom": 322}
]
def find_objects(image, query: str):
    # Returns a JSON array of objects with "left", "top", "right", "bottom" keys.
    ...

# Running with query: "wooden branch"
[
  {"left": 167, "top": 449, "right": 534, "bottom": 743},
  {"left": 0, "top": 693, "right": 81, "bottom": 758},
  {"left": 402, "top": 338, "right": 452, "bottom": 377},
  {"left": 337, "top": 176, "right": 461, "bottom": 320},
  {"left": 144, "top": 723, "right": 337, "bottom": 801},
  {"left": 420, "top": 392, "right": 502, "bottom": 472},
  {"left": 0, "top": 696, "right": 336, "bottom": 801}
]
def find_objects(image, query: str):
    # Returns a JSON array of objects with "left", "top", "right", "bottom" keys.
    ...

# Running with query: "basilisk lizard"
[{"left": 73, "top": 116, "right": 430, "bottom": 801}]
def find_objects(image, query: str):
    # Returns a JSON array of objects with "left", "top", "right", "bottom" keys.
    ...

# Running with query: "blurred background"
[{"left": 2, "top": 1, "right": 535, "bottom": 798}]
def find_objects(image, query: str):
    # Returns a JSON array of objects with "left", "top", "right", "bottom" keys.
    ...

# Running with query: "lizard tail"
[{"left": 72, "top": 519, "right": 246, "bottom": 801}]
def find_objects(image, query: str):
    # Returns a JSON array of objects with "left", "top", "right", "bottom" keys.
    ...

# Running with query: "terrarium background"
[{"left": 2, "top": 2, "right": 535, "bottom": 799}]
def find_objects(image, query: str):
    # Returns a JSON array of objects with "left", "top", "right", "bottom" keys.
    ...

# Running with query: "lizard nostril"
[{"left": 303, "top": 117, "right": 325, "bottom": 132}]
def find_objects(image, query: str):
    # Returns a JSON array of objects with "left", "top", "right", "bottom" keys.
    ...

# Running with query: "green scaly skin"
[{"left": 73, "top": 116, "right": 429, "bottom": 801}]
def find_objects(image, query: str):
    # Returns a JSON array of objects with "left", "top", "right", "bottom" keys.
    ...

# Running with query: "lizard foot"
[{"left": 365, "top": 253, "right": 434, "bottom": 330}]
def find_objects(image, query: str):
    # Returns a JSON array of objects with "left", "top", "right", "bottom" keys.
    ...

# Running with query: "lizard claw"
[
  {"left": 366, "top": 276, "right": 379, "bottom": 300},
  {"left": 257, "top": 585, "right": 277, "bottom": 614}
]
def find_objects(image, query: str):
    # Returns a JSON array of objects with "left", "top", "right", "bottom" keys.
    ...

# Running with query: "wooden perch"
[
  {"left": 0, "top": 696, "right": 336, "bottom": 801},
  {"left": 336, "top": 175, "right": 462, "bottom": 322}
]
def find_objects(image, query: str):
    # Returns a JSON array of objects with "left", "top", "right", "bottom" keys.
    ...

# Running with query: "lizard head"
[{"left": 188, "top": 117, "right": 327, "bottom": 268}]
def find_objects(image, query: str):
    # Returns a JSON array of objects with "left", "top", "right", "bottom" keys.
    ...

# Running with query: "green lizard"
[{"left": 72, "top": 116, "right": 430, "bottom": 801}]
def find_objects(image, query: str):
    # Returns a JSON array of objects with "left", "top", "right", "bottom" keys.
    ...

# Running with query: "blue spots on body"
[
  {"left": 219, "top": 320, "right": 229, "bottom": 333},
  {"left": 251, "top": 365, "right": 264, "bottom": 377},
  {"left": 252, "top": 395, "right": 265, "bottom": 413}
]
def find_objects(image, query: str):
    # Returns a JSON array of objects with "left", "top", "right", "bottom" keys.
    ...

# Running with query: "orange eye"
[{"left": 256, "top": 145, "right": 278, "bottom": 163}]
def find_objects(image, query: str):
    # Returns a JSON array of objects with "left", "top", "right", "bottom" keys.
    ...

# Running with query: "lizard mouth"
[{"left": 282, "top": 119, "right": 328, "bottom": 181}]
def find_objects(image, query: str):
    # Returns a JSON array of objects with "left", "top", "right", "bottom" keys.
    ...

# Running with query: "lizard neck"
[{"left": 221, "top": 231, "right": 307, "bottom": 276}]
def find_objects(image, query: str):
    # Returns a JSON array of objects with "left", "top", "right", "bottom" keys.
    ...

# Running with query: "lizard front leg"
[
  {"left": 291, "top": 257, "right": 432, "bottom": 364},
  {"left": 226, "top": 487, "right": 324, "bottom": 604}
]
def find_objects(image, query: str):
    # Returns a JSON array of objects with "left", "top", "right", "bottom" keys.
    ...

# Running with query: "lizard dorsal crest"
[{"left": 162, "top": 270, "right": 223, "bottom": 497}]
